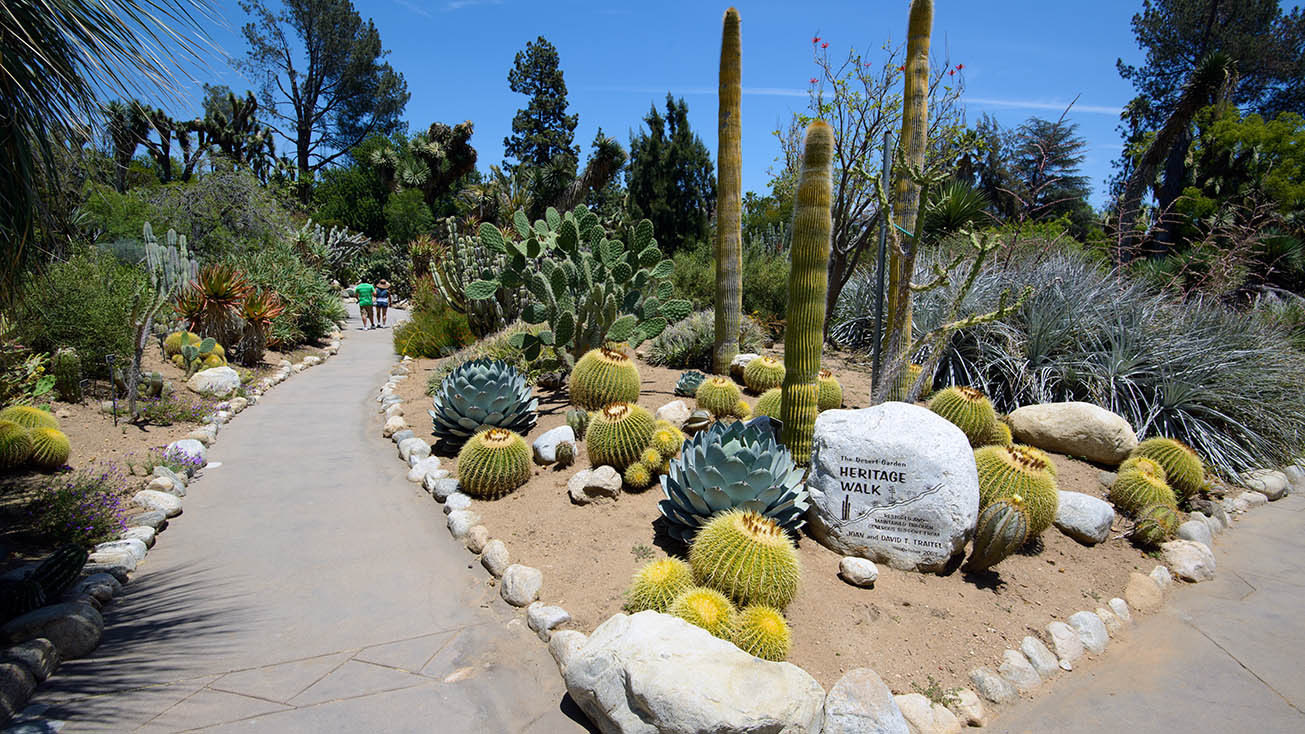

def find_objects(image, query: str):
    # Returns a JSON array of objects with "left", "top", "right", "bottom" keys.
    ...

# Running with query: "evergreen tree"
[
  {"left": 503, "top": 35, "right": 578, "bottom": 185},
  {"left": 626, "top": 94, "right": 716, "bottom": 253}
]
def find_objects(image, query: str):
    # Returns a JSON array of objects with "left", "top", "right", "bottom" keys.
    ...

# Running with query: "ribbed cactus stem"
[
  {"left": 712, "top": 7, "right": 743, "bottom": 375},
  {"left": 779, "top": 121, "right": 834, "bottom": 465},
  {"left": 883, "top": 0, "right": 933, "bottom": 366}
]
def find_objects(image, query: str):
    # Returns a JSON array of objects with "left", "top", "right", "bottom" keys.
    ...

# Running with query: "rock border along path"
[{"left": 9, "top": 306, "right": 580, "bottom": 733}]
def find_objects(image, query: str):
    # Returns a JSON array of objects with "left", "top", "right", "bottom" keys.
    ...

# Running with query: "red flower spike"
[
  {"left": 821, "top": 42, "right": 829, "bottom": 48},
  {"left": 949, "top": 69, "right": 955, "bottom": 76},
  {"left": 809, "top": 77, "right": 819, "bottom": 84},
  {"left": 957, "top": 64, "right": 964, "bottom": 70},
  {"left": 897, "top": 65, "right": 906, "bottom": 71},
  {"left": 812, "top": 36, "right": 820, "bottom": 44}
]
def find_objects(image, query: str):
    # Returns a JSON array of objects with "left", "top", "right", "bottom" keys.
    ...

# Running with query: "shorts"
[
  {"left": 361, "top": 304, "right": 374, "bottom": 319},
  {"left": 375, "top": 299, "right": 389, "bottom": 308}
]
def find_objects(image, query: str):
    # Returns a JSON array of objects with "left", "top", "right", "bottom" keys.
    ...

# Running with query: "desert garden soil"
[{"left": 395, "top": 348, "right": 1161, "bottom": 693}]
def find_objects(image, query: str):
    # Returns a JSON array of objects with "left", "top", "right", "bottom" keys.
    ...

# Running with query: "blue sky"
[{"left": 178, "top": 0, "right": 1152, "bottom": 206}]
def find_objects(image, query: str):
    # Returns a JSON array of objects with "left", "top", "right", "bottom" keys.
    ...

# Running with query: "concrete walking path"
[
  {"left": 995, "top": 491, "right": 1305, "bottom": 733},
  {"left": 19, "top": 308, "right": 587, "bottom": 732}
]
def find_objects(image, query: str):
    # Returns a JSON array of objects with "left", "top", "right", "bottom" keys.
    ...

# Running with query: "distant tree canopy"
[{"left": 626, "top": 95, "right": 715, "bottom": 254}]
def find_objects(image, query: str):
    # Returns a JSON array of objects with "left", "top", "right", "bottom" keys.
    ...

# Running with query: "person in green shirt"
[{"left": 355, "top": 281, "right": 375, "bottom": 329}]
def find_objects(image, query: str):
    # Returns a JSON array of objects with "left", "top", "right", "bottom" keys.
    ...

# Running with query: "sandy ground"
[{"left": 397, "top": 348, "right": 1160, "bottom": 694}]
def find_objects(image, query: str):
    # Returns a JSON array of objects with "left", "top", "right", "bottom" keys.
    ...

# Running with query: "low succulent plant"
[
  {"left": 1131, "top": 502, "right": 1182, "bottom": 547},
  {"left": 732, "top": 605, "right": 792, "bottom": 662},
  {"left": 965, "top": 495, "right": 1030, "bottom": 572},
  {"left": 28, "top": 428, "right": 70, "bottom": 470},
  {"left": 626, "top": 557, "right": 694, "bottom": 613},
  {"left": 675, "top": 370, "right": 707, "bottom": 397},
  {"left": 456, "top": 428, "right": 531, "bottom": 499},
  {"left": 555, "top": 441, "right": 576, "bottom": 468},
  {"left": 742, "top": 356, "right": 785, "bottom": 394},
  {"left": 585, "top": 402, "right": 654, "bottom": 470},
  {"left": 658, "top": 416, "right": 807, "bottom": 542},
  {"left": 668, "top": 586, "right": 735, "bottom": 638},
  {"left": 0, "top": 420, "right": 33, "bottom": 469},
  {"left": 974, "top": 444, "right": 1059, "bottom": 536},
  {"left": 1129, "top": 437, "right": 1204, "bottom": 501},
  {"left": 570, "top": 346, "right": 640, "bottom": 410},
  {"left": 682, "top": 409, "right": 713, "bottom": 435},
  {"left": 0, "top": 405, "right": 58, "bottom": 430},
  {"left": 565, "top": 408, "right": 590, "bottom": 438},
  {"left": 696, "top": 376, "right": 741, "bottom": 418},
  {"left": 429, "top": 359, "right": 538, "bottom": 448},
  {"left": 689, "top": 509, "right": 801, "bottom": 609},
  {"left": 928, "top": 386, "right": 998, "bottom": 447},
  {"left": 816, "top": 369, "right": 842, "bottom": 411},
  {"left": 986, "top": 420, "right": 1013, "bottom": 447}
]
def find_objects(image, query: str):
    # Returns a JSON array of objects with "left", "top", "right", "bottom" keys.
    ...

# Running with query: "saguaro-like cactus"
[
  {"left": 779, "top": 122, "right": 834, "bottom": 465},
  {"left": 713, "top": 7, "right": 743, "bottom": 375}
]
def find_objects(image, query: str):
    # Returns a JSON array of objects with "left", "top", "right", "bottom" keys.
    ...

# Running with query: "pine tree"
[
  {"left": 504, "top": 35, "right": 579, "bottom": 205},
  {"left": 626, "top": 94, "right": 716, "bottom": 253}
]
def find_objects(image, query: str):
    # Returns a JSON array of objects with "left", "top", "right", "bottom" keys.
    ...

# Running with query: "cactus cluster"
[
  {"left": 52, "top": 348, "right": 82, "bottom": 403},
  {"left": 965, "top": 496, "right": 1030, "bottom": 572},
  {"left": 626, "top": 557, "right": 694, "bottom": 613},
  {"left": 1109, "top": 458, "right": 1177, "bottom": 516},
  {"left": 731, "top": 604, "right": 792, "bottom": 662},
  {"left": 429, "top": 359, "right": 538, "bottom": 448},
  {"left": 669, "top": 586, "right": 735, "bottom": 638},
  {"left": 0, "top": 408, "right": 70, "bottom": 472},
  {"left": 696, "top": 376, "right": 742, "bottom": 419},
  {"left": 570, "top": 347, "right": 641, "bottom": 410},
  {"left": 586, "top": 402, "right": 655, "bottom": 471},
  {"left": 0, "top": 406, "right": 59, "bottom": 430},
  {"left": 742, "top": 356, "right": 785, "bottom": 394},
  {"left": 465, "top": 207, "right": 692, "bottom": 366},
  {"left": 974, "top": 444, "right": 1059, "bottom": 536},
  {"left": 1129, "top": 437, "right": 1204, "bottom": 501},
  {"left": 928, "top": 386, "right": 999, "bottom": 447},
  {"left": 28, "top": 428, "right": 71, "bottom": 470},
  {"left": 432, "top": 222, "right": 525, "bottom": 336},
  {"left": 754, "top": 388, "right": 782, "bottom": 419},
  {"left": 817, "top": 370, "right": 842, "bottom": 411},
  {"left": 456, "top": 428, "right": 532, "bottom": 499},
  {"left": 690, "top": 509, "right": 801, "bottom": 610},
  {"left": 674, "top": 370, "right": 707, "bottom": 397},
  {"left": 170, "top": 333, "right": 224, "bottom": 377}
]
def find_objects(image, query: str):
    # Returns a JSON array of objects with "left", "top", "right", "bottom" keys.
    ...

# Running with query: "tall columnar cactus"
[
  {"left": 52, "top": 348, "right": 82, "bottom": 403},
  {"left": 130, "top": 222, "right": 198, "bottom": 417},
  {"left": 881, "top": 0, "right": 933, "bottom": 396},
  {"left": 779, "top": 121, "right": 834, "bottom": 464},
  {"left": 713, "top": 7, "right": 743, "bottom": 375}
]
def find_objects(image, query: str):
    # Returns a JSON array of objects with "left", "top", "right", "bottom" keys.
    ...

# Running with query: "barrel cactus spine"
[
  {"left": 626, "top": 557, "right": 694, "bottom": 613},
  {"left": 585, "top": 402, "right": 655, "bottom": 470},
  {"left": 928, "top": 386, "right": 998, "bottom": 447},
  {"left": 669, "top": 586, "right": 736, "bottom": 639},
  {"left": 696, "top": 376, "right": 741, "bottom": 418},
  {"left": 732, "top": 398, "right": 752, "bottom": 419},
  {"left": 28, "top": 428, "right": 70, "bottom": 470},
  {"left": 779, "top": 120, "right": 834, "bottom": 465},
  {"left": 817, "top": 369, "right": 842, "bottom": 411},
  {"left": 651, "top": 425, "right": 684, "bottom": 459},
  {"left": 0, "top": 421, "right": 33, "bottom": 469},
  {"left": 974, "top": 444, "right": 1059, "bottom": 536},
  {"left": 754, "top": 388, "right": 782, "bottom": 419},
  {"left": 1129, "top": 437, "right": 1204, "bottom": 501},
  {"left": 965, "top": 495, "right": 1030, "bottom": 572},
  {"left": 455, "top": 428, "right": 532, "bottom": 499},
  {"left": 713, "top": 7, "right": 743, "bottom": 375},
  {"left": 624, "top": 462, "right": 654, "bottom": 490},
  {"left": 732, "top": 605, "right": 792, "bottom": 662},
  {"left": 570, "top": 346, "right": 641, "bottom": 410},
  {"left": 689, "top": 509, "right": 801, "bottom": 609},
  {"left": 1109, "top": 465, "right": 1178, "bottom": 517},
  {"left": 986, "top": 420, "right": 1013, "bottom": 447},
  {"left": 742, "top": 356, "right": 785, "bottom": 394},
  {"left": 0, "top": 405, "right": 58, "bottom": 430},
  {"left": 555, "top": 441, "right": 576, "bottom": 468}
]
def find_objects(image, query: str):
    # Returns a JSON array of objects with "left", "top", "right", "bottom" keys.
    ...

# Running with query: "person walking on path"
[
  {"left": 375, "top": 279, "right": 391, "bottom": 328},
  {"left": 355, "top": 280, "right": 375, "bottom": 329}
]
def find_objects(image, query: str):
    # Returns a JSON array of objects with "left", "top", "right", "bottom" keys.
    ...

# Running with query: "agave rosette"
[
  {"left": 429, "top": 358, "right": 538, "bottom": 446},
  {"left": 658, "top": 416, "right": 808, "bottom": 542}
]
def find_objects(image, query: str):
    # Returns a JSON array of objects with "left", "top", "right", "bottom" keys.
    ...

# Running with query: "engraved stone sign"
[{"left": 807, "top": 403, "right": 979, "bottom": 572}]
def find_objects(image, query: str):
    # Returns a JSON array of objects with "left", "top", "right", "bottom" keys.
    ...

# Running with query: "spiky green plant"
[
  {"left": 669, "top": 586, "right": 735, "bottom": 638},
  {"left": 1130, "top": 437, "right": 1204, "bottom": 501},
  {"left": 429, "top": 358, "right": 538, "bottom": 447},
  {"left": 986, "top": 420, "right": 1013, "bottom": 447},
  {"left": 696, "top": 376, "right": 742, "bottom": 418},
  {"left": 164, "top": 330, "right": 201, "bottom": 357},
  {"left": 585, "top": 402, "right": 655, "bottom": 470},
  {"left": 779, "top": 120, "right": 834, "bottom": 464},
  {"left": 659, "top": 417, "right": 807, "bottom": 542},
  {"left": 965, "top": 495, "right": 1030, "bottom": 572},
  {"left": 647, "top": 309, "right": 766, "bottom": 370},
  {"left": 732, "top": 605, "right": 792, "bottom": 662},
  {"left": 743, "top": 356, "right": 785, "bottom": 394},
  {"left": 675, "top": 370, "right": 707, "bottom": 397},
  {"left": 651, "top": 425, "right": 683, "bottom": 459},
  {"left": 0, "top": 405, "right": 58, "bottom": 430},
  {"left": 626, "top": 557, "right": 694, "bottom": 613},
  {"left": 690, "top": 509, "right": 801, "bottom": 609},
  {"left": 1119, "top": 455, "right": 1168, "bottom": 480},
  {"left": 732, "top": 398, "right": 752, "bottom": 419},
  {"left": 555, "top": 441, "right": 575, "bottom": 468},
  {"left": 52, "top": 347, "right": 82, "bottom": 403},
  {"left": 754, "top": 388, "right": 782, "bottom": 419},
  {"left": 928, "top": 386, "right": 999, "bottom": 447},
  {"left": 1110, "top": 464, "right": 1178, "bottom": 517},
  {"left": 683, "top": 409, "right": 713, "bottom": 435},
  {"left": 456, "top": 428, "right": 531, "bottom": 499},
  {"left": 0, "top": 420, "right": 33, "bottom": 469},
  {"left": 713, "top": 7, "right": 743, "bottom": 374},
  {"left": 1131, "top": 502, "right": 1182, "bottom": 547},
  {"left": 566, "top": 408, "right": 590, "bottom": 437},
  {"left": 624, "top": 462, "right": 654, "bottom": 490},
  {"left": 570, "top": 346, "right": 641, "bottom": 410},
  {"left": 886, "top": 363, "right": 931, "bottom": 402},
  {"left": 974, "top": 444, "right": 1059, "bottom": 536},
  {"left": 28, "top": 428, "right": 70, "bottom": 470},
  {"left": 817, "top": 369, "right": 842, "bottom": 411}
]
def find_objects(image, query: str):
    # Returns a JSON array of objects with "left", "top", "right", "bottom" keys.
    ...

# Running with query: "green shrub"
[
  {"left": 424, "top": 321, "right": 556, "bottom": 391},
  {"left": 393, "top": 286, "right": 474, "bottom": 358},
  {"left": 29, "top": 462, "right": 129, "bottom": 548},
  {"left": 18, "top": 251, "right": 146, "bottom": 378},
  {"left": 646, "top": 309, "right": 766, "bottom": 370},
  {"left": 230, "top": 242, "right": 346, "bottom": 349},
  {"left": 672, "top": 239, "right": 790, "bottom": 327}
]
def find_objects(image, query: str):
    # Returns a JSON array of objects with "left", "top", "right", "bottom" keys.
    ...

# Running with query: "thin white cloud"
[
  {"left": 394, "top": 0, "right": 434, "bottom": 17},
  {"left": 966, "top": 97, "right": 1121, "bottom": 115},
  {"left": 586, "top": 85, "right": 809, "bottom": 98},
  {"left": 444, "top": 0, "right": 502, "bottom": 10}
]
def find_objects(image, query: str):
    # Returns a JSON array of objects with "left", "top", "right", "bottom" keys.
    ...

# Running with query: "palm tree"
[
  {"left": 1116, "top": 52, "right": 1235, "bottom": 260},
  {"left": 0, "top": 0, "right": 213, "bottom": 302}
]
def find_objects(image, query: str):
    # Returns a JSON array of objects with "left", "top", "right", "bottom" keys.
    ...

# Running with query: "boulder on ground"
[
  {"left": 2, "top": 603, "right": 103, "bottom": 659},
  {"left": 654, "top": 400, "right": 692, "bottom": 428},
  {"left": 531, "top": 426, "right": 575, "bottom": 465},
  {"left": 565, "top": 611, "right": 825, "bottom": 734},
  {"left": 1007, "top": 401, "right": 1137, "bottom": 464},
  {"left": 823, "top": 668, "right": 909, "bottom": 734},
  {"left": 1053, "top": 491, "right": 1115, "bottom": 545},
  {"left": 1124, "top": 572, "right": 1163, "bottom": 613},
  {"left": 894, "top": 693, "right": 962, "bottom": 734},
  {"left": 567, "top": 466, "right": 622, "bottom": 505},
  {"left": 185, "top": 366, "right": 241, "bottom": 398},
  {"left": 1161, "top": 540, "right": 1216, "bottom": 582},
  {"left": 1243, "top": 469, "right": 1289, "bottom": 501}
]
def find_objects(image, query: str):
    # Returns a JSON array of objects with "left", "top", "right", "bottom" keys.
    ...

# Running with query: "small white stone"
[
  {"left": 133, "top": 489, "right": 182, "bottom": 518},
  {"left": 1150, "top": 564, "right": 1174, "bottom": 589},
  {"left": 1045, "top": 621, "right": 1084, "bottom": 667},
  {"left": 1109, "top": 597, "right": 1132, "bottom": 624},
  {"left": 948, "top": 689, "right": 986, "bottom": 728},
  {"left": 446, "top": 510, "right": 480, "bottom": 539},
  {"left": 120, "top": 526, "right": 156, "bottom": 548},
  {"left": 481, "top": 540, "right": 510, "bottom": 577},
  {"left": 443, "top": 493, "right": 472, "bottom": 514},
  {"left": 1068, "top": 611, "right": 1109, "bottom": 654},
  {"left": 1095, "top": 607, "right": 1122, "bottom": 636},
  {"left": 501, "top": 564, "right": 543, "bottom": 607},
  {"left": 93, "top": 539, "right": 147, "bottom": 563},
  {"left": 997, "top": 649, "right": 1041, "bottom": 692},
  {"left": 654, "top": 400, "right": 693, "bottom": 428},
  {"left": 837, "top": 557, "right": 879, "bottom": 587},
  {"left": 1020, "top": 636, "right": 1060, "bottom": 678},
  {"left": 968, "top": 667, "right": 1017, "bottom": 704},
  {"left": 526, "top": 602, "right": 571, "bottom": 641},
  {"left": 895, "top": 693, "right": 963, "bottom": 734},
  {"left": 407, "top": 457, "right": 441, "bottom": 483},
  {"left": 547, "top": 629, "right": 587, "bottom": 673},
  {"left": 383, "top": 415, "right": 408, "bottom": 438},
  {"left": 465, "top": 525, "right": 489, "bottom": 554},
  {"left": 397, "top": 437, "right": 430, "bottom": 462},
  {"left": 1176, "top": 519, "right": 1214, "bottom": 549},
  {"left": 1161, "top": 540, "right": 1217, "bottom": 582}
]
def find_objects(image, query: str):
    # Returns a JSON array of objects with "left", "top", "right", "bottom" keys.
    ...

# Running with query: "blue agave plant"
[
  {"left": 429, "top": 359, "right": 538, "bottom": 446},
  {"left": 658, "top": 416, "right": 808, "bottom": 542},
  {"left": 674, "top": 370, "right": 706, "bottom": 397}
]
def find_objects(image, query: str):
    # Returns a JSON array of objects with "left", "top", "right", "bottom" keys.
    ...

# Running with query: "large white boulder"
[
  {"left": 564, "top": 611, "right": 825, "bottom": 734},
  {"left": 185, "top": 366, "right": 242, "bottom": 398},
  {"left": 807, "top": 404, "right": 979, "bottom": 572},
  {"left": 1007, "top": 402, "right": 1137, "bottom": 465}
]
